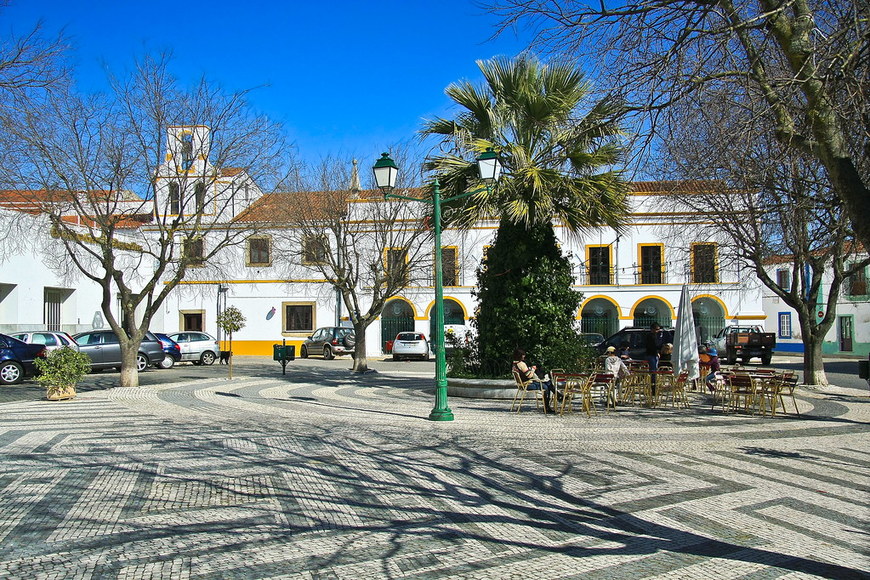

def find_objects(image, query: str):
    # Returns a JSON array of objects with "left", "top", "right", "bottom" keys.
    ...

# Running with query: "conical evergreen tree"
[{"left": 474, "top": 219, "right": 587, "bottom": 375}]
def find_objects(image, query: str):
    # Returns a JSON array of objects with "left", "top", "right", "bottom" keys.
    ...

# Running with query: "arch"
[
  {"left": 428, "top": 298, "right": 467, "bottom": 340},
  {"left": 579, "top": 296, "right": 620, "bottom": 338},
  {"left": 381, "top": 298, "right": 416, "bottom": 352},
  {"left": 630, "top": 296, "right": 674, "bottom": 329},
  {"left": 424, "top": 297, "right": 469, "bottom": 321},
  {"left": 579, "top": 294, "right": 621, "bottom": 314},
  {"left": 691, "top": 295, "right": 727, "bottom": 343},
  {"left": 384, "top": 297, "right": 418, "bottom": 319},
  {"left": 691, "top": 294, "right": 729, "bottom": 319}
]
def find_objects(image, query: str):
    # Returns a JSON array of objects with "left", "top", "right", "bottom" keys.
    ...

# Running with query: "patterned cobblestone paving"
[{"left": 0, "top": 365, "right": 867, "bottom": 579}]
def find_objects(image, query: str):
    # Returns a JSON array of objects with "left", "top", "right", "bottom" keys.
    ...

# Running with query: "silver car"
[
  {"left": 10, "top": 331, "right": 79, "bottom": 352},
  {"left": 167, "top": 331, "right": 220, "bottom": 365}
]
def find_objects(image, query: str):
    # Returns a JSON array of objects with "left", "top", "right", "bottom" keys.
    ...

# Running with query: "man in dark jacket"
[{"left": 645, "top": 323, "right": 664, "bottom": 390}]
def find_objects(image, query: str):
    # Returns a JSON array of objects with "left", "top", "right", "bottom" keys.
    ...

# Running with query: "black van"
[{"left": 597, "top": 327, "right": 675, "bottom": 360}]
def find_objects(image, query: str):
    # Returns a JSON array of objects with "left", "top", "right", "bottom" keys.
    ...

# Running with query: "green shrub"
[{"left": 34, "top": 347, "right": 92, "bottom": 395}]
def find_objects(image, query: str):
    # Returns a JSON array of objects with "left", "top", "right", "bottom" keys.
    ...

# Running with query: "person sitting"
[
  {"left": 699, "top": 343, "right": 721, "bottom": 390},
  {"left": 658, "top": 343, "right": 673, "bottom": 368},
  {"left": 512, "top": 348, "right": 557, "bottom": 413},
  {"left": 603, "top": 346, "right": 630, "bottom": 401},
  {"left": 617, "top": 341, "right": 631, "bottom": 360}
]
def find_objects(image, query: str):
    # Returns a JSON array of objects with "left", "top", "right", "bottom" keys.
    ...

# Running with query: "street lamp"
[{"left": 373, "top": 149, "right": 502, "bottom": 421}]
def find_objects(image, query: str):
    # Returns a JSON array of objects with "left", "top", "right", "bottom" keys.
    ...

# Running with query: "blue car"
[
  {"left": 154, "top": 333, "right": 182, "bottom": 369},
  {"left": 0, "top": 333, "right": 49, "bottom": 384}
]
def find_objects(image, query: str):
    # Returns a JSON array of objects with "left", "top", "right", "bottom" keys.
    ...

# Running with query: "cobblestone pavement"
[{"left": 0, "top": 360, "right": 868, "bottom": 579}]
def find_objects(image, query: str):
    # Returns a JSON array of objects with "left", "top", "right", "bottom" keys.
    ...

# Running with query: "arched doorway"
[
  {"left": 632, "top": 298, "right": 672, "bottom": 329},
  {"left": 382, "top": 299, "right": 415, "bottom": 352},
  {"left": 429, "top": 298, "right": 466, "bottom": 341},
  {"left": 580, "top": 298, "right": 619, "bottom": 338},
  {"left": 692, "top": 296, "right": 725, "bottom": 344}
]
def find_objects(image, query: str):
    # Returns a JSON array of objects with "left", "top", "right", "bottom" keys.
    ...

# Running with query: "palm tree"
[
  {"left": 421, "top": 55, "right": 629, "bottom": 233},
  {"left": 420, "top": 55, "right": 630, "bottom": 375}
]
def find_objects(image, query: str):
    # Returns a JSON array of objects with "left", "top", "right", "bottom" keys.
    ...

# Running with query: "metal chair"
[{"left": 511, "top": 369, "right": 546, "bottom": 414}]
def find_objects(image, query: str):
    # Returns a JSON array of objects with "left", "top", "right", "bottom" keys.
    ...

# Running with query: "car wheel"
[
  {"left": 323, "top": 346, "right": 335, "bottom": 360},
  {"left": 0, "top": 361, "right": 24, "bottom": 385},
  {"left": 393, "top": 354, "right": 401, "bottom": 361},
  {"left": 301, "top": 346, "right": 309, "bottom": 358},
  {"left": 343, "top": 335, "right": 356, "bottom": 349},
  {"left": 201, "top": 351, "right": 216, "bottom": 365},
  {"left": 136, "top": 354, "right": 148, "bottom": 372},
  {"left": 159, "top": 355, "right": 175, "bottom": 369},
  {"left": 422, "top": 351, "right": 430, "bottom": 361}
]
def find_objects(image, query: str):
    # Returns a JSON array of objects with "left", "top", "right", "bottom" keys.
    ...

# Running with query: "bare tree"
[
  {"left": 0, "top": 11, "right": 67, "bottom": 95},
  {"left": 488, "top": 0, "right": 870, "bottom": 252},
  {"left": 659, "top": 90, "right": 868, "bottom": 385},
  {"left": 0, "top": 55, "right": 289, "bottom": 387},
  {"left": 269, "top": 156, "right": 435, "bottom": 373}
]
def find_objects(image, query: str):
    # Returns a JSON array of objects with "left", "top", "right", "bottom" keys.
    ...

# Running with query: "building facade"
[{"left": 1, "top": 126, "right": 769, "bottom": 358}]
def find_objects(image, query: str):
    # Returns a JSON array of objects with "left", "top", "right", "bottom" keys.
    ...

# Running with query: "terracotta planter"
[{"left": 46, "top": 386, "right": 76, "bottom": 401}]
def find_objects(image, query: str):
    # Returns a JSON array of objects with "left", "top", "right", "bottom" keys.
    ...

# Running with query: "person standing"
[{"left": 645, "top": 323, "right": 664, "bottom": 392}]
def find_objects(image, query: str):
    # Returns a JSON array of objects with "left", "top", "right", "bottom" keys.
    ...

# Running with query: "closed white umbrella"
[{"left": 673, "top": 284, "right": 700, "bottom": 381}]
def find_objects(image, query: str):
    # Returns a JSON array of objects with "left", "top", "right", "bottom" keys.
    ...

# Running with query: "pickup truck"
[{"left": 712, "top": 325, "right": 776, "bottom": 365}]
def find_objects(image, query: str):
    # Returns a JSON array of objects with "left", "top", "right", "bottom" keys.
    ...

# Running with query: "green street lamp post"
[{"left": 373, "top": 150, "right": 501, "bottom": 421}]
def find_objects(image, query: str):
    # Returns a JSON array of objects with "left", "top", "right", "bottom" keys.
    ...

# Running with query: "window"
[
  {"left": 639, "top": 244, "right": 664, "bottom": 284},
  {"left": 302, "top": 234, "right": 329, "bottom": 265},
  {"left": 439, "top": 246, "right": 458, "bottom": 286},
  {"left": 181, "top": 133, "right": 194, "bottom": 170},
  {"left": 847, "top": 264, "right": 867, "bottom": 296},
  {"left": 776, "top": 268, "right": 791, "bottom": 291},
  {"left": 587, "top": 246, "right": 612, "bottom": 285},
  {"left": 44, "top": 288, "right": 62, "bottom": 331},
  {"left": 247, "top": 236, "right": 271, "bottom": 266},
  {"left": 195, "top": 182, "right": 205, "bottom": 213},
  {"left": 283, "top": 303, "right": 314, "bottom": 333},
  {"left": 691, "top": 243, "right": 718, "bottom": 283},
  {"left": 778, "top": 312, "right": 792, "bottom": 339},
  {"left": 385, "top": 248, "right": 408, "bottom": 285},
  {"left": 169, "top": 182, "right": 181, "bottom": 215},
  {"left": 184, "top": 237, "right": 204, "bottom": 266}
]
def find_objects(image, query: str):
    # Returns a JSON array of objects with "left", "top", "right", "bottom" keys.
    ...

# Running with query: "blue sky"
[{"left": 3, "top": 0, "right": 533, "bottom": 168}]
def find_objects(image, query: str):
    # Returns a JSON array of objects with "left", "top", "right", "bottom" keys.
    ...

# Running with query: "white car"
[
  {"left": 9, "top": 331, "right": 79, "bottom": 352},
  {"left": 392, "top": 332, "right": 430, "bottom": 361}
]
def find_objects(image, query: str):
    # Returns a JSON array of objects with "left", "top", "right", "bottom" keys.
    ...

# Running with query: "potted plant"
[{"left": 35, "top": 346, "right": 92, "bottom": 401}]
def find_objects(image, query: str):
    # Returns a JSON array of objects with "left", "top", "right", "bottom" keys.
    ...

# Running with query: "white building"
[
  {"left": 1, "top": 126, "right": 768, "bottom": 358},
  {"left": 763, "top": 254, "right": 870, "bottom": 357}
]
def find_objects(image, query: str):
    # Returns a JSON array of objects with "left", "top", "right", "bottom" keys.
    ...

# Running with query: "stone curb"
[{"left": 447, "top": 377, "right": 515, "bottom": 399}]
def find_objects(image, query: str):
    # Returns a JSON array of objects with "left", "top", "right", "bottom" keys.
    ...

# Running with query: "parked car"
[
  {"left": 0, "top": 333, "right": 48, "bottom": 384},
  {"left": 9, "top": 331, "right": 79, "bottom": 352},
  {"left": 154, "top": 333, "right": 182, "bottom": 369},
  {"left": 597, "top": 327, "right": 675, "bottom": 360},
  {"left": 167, "top": 331, "right": 220, "bottom": 365},
  {"left": 392, "top": 332, "right": 430, "bottom": 361},
  {"left": 579, "top": 333, "right": 604, "bottom": 347},
  {"left": 72, "top": 330, "right": 164, "bottom": 372},
  {"left": 300, "top": 327, "right": 356, "bottom": 360}
]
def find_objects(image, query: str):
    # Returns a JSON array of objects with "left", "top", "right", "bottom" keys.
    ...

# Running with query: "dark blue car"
[
  {"left": 154, "top": 333, "right": 181, "bottom": 369},
  {"left": 0, "top": 333, "right": 49, "bottom": 384}
]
